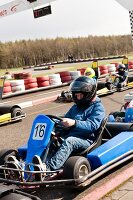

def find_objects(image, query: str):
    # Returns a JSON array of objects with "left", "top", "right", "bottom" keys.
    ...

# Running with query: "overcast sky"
[{"left": 0, "top": 0, "right": 132, "bottom": 43}]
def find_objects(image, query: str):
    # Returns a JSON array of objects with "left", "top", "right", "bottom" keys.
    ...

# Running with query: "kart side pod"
[{"left": 87, "top": 131, "right": 133, "bottom": 170}]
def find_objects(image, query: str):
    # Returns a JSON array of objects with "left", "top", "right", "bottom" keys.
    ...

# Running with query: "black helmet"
[
  {"left": 69, "top": 76, "right": 97, "bottom": 106},
  {"left": 118, "top": 64, "right": 126, "bottom": 76}
]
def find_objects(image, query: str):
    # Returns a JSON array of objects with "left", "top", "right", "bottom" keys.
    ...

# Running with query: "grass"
[{"left": 1, "top": 54, "right": 133, "bottom": 78}]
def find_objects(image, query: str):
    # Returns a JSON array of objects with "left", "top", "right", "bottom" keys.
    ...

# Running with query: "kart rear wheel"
[
  {"left": 63, "top": 156, "right": 91, "bottom": 179},
  {"left": 11, "top": 107, "right": 22, "bottom": 118}
]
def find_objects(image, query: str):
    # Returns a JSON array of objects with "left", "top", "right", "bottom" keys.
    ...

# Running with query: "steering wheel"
[
  {"left": 46, "top": 115, "right": 66, "bottom": 147},
  {"left": 46, "top": 115, "right": 64, "bottom": 128}
]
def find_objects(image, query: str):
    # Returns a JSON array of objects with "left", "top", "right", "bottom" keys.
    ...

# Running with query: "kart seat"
[{"left": 77, "top": 117, "right": 107, "bottom": 156}]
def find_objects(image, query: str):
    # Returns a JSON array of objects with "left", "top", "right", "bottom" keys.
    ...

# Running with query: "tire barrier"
[
  {"left": 37, "top": 76, "right": 50, "bottom": 88},
  {"left": 128, "top": 61, "right": 133, "bottom": 69},
  {"left": 13, "top": 72, "right": 32, "bottom": 79},
  {"left": 106, "top": 64, "right": 116, "bottom": 73},
  {"left": 48, "top": 74, "right": 62, "bottom": 85},
  {"left": 77, "top": 68, "right": 86, "bottom": 75},
  {"left": 10, "top": 80, "right": 25, "bottom": 93},
  {"left": 25, "top": 82, "right": 38, "bottom": 90},
  {"left": 24, "top": 78, "right": 38, "bottom": 90},
  {"left": 70, "top": 71, "right": 81, "bottom": 80},
  {"left": 59, "top": 71, "right": 72, "bottom": 83}
]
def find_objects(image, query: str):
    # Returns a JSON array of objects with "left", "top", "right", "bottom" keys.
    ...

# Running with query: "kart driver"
[
  {"left": 105, "top": 64, "right": 128, "bottom": 90},
  {"left": 84, "top": 67, "right": 96, "bottom": 79},
  {"left": 33, "top": 76, "right": 105, "bottom": 180}
]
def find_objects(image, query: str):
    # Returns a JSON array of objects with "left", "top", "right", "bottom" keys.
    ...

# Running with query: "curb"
[{"left": 81, "top": 165, "right": 133, "bottom": 200}]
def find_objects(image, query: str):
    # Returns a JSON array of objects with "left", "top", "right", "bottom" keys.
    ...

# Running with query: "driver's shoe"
[
  {"left": 6, "top": 155, "right": 24, "bottom": 181},
  {"left": 32, "top": 155, "right": 46, "bottom": 181}
]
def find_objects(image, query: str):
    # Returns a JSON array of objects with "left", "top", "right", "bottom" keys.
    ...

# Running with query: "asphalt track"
[{"left": 0, "top": 87, "right": 133, "bottom": 200}]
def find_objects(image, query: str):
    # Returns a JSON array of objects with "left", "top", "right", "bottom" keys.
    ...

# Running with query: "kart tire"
[
  {"left": 11, "top": 107, "right": 22, "bottom": 118},
  {"left": 0, "top": 149, "right": 18, "bottom": 165},
  {"left": 97, "top": 82, "right": 105, "bottom": 90},
  {"left": 63, "top": 156, "right": 91, "bottom": 179}
]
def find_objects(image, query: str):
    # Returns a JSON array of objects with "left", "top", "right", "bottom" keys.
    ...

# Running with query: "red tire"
[
  {"left": 128, "top": 61, "right": 133, "bottom": 65},
  {"left": 37, "top": 76, "right": 50, "bottom": 82},
  {"left": 24, "top": 78, "right": 37, "bottom": 84},
  {"left": 77, "top": 68, "right": 86, "bottom": 75},
  {"left": 3, "top": 86, "right": 12, "bottom": 93},
  {"left": 129, "top": 64, "right": 133, "bottom": 69},
  {"left": 38, "top": 81, "right": 50, "bottom": 87},
  {"left": 59, "top": 71, "right": 71, "bottom": 77},
  {"left": 61, "top": 76, "right": 72, "bottom": 83},
  {"left": 25, "top": 82, "right": 38, "bottom": 90},
  {"left": 99, "top": 65, "right": 108, "bottom": 71},
  {"left": 4, "top": 81, "right": 11, "bottom": 87},
  {"left": 100, "top": 69, "right": 108, "bottom": 74}
]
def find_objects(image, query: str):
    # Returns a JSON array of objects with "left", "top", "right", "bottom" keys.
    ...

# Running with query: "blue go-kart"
[{"left": 0, "top": 114, "right": 132, "bottom": 189}]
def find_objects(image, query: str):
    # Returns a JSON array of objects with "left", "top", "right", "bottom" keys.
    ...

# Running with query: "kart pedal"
[{"left": 32, "top": 155, "right": 46, "bottom": 181}]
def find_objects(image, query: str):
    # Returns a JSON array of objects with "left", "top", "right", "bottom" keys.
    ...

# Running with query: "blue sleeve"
[{"left": 75, "top": 104, "right": 105, "bottom": 133}]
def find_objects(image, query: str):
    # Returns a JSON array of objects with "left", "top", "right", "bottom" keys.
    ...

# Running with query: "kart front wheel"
[
  {"left": 0, "top": 149, "right": 19, "bottom": 178},
  {"left": 63, "top": 156, "right": 91, "bottom": 179}
]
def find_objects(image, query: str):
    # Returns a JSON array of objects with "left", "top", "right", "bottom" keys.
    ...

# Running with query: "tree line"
[{"left": 0, "top": 35, "right": 132, "bottom": 69}]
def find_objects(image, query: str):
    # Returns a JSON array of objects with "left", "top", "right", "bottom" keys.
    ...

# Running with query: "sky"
[{"left": 0, "top": 0, "right": 132, "bottom": 42}]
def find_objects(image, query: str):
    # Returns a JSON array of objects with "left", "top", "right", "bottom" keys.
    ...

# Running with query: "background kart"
[
  {"left": 0, "top": 114, "right": 132, "bottom": 190},
  {"left": 0, "top": 105, "right": 26, "bottom": 126}
]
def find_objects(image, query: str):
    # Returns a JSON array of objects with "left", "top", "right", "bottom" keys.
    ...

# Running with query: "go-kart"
[
  {"left": 105, "top": 73, "right": 133, "bottom": 92},
  {"left": 0, "top": 114, "right": 132, "bottom": 190},
  {"left": 0, "top": 105, "right": 26, "bottom": 126}
]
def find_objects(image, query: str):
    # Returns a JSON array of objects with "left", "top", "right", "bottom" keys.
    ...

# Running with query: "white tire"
[
  {"left": 10, "top": 80, "right": 24, "bottom": 86},
  {"left": 70, "top": 71, "right": 81, "bottom": 76},
  {"left": 11, "top": 85, "right": 25, "bottom": 92}
]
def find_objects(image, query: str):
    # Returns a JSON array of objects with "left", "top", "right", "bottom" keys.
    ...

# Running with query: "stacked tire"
[
  {"left": 110, "top": 62, "right": 120, "bottom": 71},
  {"left": 10, "top": 80, "right": 25, "bottom": 93},
  {"left": 58, "top": 71, "right": 72, "bottom": 83},
  {"left": 77, "top": 68, "right": 86, "bottom": 75},
  {"left": 98, "top": 65, "right": 108, "bottom": 75},
  {"left": 13, "top": 72, "right": 32, "bottom": 79},
  {"left": 128, "top": 61, "right": 133, "bottom": 70},
  {"left": 48, "top": 74, "right": 62, "bottom": 85},
  {"left": 70, "top": 71, "right": 81, "bottom": 80},
  {"left": 106, "top": 64, "right": 116, "bottom": 73},
  {"left": 24, "top": 78, "right": 38, "bottom": 90},
  {"left": 3, "top": 81, "right": 12, "bottom": 95},
  {"left": 37, "top": 76, "right": 50, "bottom": 87}
]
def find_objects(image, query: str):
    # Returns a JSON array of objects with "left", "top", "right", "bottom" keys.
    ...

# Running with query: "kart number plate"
[{"left": 33, "top": 123, "right": 47, "bottom": 140}]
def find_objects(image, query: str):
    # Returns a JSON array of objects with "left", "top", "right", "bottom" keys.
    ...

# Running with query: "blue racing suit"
[{"left": 46, "top": 96, "right": 105, "bottom": 170}]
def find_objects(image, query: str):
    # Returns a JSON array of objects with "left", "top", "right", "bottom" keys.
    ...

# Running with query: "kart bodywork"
[
  {"left": 0, "top": 114, "right": 132, "bottom": 189},
  {"left": 0, "top": 105, "right": 26, "bottom": 126}
]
